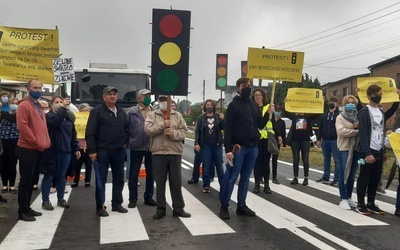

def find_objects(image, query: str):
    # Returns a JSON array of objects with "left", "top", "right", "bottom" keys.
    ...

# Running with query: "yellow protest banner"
[
  {"left": 247, "top": 48, "right": 304, "bottom": 82},
  {"left": 0, "top": 26, "right": 59, "bottom": 83},
  {"left": 285, "top": 88, "right": 324, "bottom": 114},
  {"left": 357, "top": 77, "right": 398, "bottom": 103},
  {"left": 74, "top": 112, "right": 90, "bottom": 139},
  {"left": 388, "top": 132, "right": 400, "bottom": 160}
]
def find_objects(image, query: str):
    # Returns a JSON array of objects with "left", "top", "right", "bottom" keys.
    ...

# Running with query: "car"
[{"left": 281, "top": 117, "right": 317, "bottom": 147}]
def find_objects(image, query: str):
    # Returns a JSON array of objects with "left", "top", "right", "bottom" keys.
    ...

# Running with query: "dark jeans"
[
  {"left": 321, "top": 139, "right": 340, "bottom": 181},
  {"left": 191, "top": 150, "right": 202, "bottom": 181},
  {"left": 73, "top": 149, "right": 92, "bottom": 184},
  {"left": 0, "top": 138, "right": 18, "bottom": 187},
  {"left": 291, "top": 140, "right": 310, "bottom": 177},
  {"left": 128, "top": 150, "right": 154, "bottom": 203},
  {"left": 96, "top": 149, "right": 125, "bottom": 210},
  {"left": 15, "top": 146, "right": 43, "bottom": 214},
  {"left": 201, "top": 143, "right": 223, "bottom": 188},
  {"left": 254, "top": 139, "right": 271, "bottom": 185},
  {"left": 357, "top": 149, "right": 383, "bottom": 205}
]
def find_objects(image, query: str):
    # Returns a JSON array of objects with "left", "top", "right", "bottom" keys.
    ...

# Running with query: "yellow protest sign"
[
  {"left": 74, "top": 112, "right": 90, "bottom": 139},
  {"left": 357, "top": 77, "right": 398, "bottom": 103},
  {"left": 247, "top": 48, "right": 304, "bottom": 82},
  {"left": 0, "top": 26, "right": 60, "bottom": 83},
  {"left": 285, "top": 88, "right": 324, "bottom": 114},
  {"left": 388, "top": 132, "right": 400, "bottom": 160}
]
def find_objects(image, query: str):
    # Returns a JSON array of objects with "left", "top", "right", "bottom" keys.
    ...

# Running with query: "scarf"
[{"left": 341, "top": 110, "right": 358, "bottom": 123}]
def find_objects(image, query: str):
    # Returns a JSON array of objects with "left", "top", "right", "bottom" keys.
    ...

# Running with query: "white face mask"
[
  {"left": 44, "top": 110, "right": 50, "bottom": 114},
  {"left": 159, "top": 101, "right": 167, "bottom": 111}
]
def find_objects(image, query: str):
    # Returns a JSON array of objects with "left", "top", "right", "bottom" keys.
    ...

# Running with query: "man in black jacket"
[
  {"left": 86, "top": 86, "right": 130, "bottom": 217},
  {"left": 219, "top": 77, "right": 273, "bottom": 219}
]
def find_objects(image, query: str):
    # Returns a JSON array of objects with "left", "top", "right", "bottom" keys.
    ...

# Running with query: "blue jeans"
[
  {"left": 321, "top": 139, "right": 340, "bottom": 181},
  {"left": 128, "top": 150, "right": 154, "bottom": 202},
  {"left": 42, "top": 152, "right": 71, "bottom": 202},
  {"left": 219, "top": 146, "right": 258, "bottom": 207},
  {"left": 96, "top": 149, "right": 125, "bottom": 210},
  {"left": 338, "top": 150, "right": 358, "bottom": 200},
  {"left": 201, "top": 143, "right": 223, "bottom": 188}
]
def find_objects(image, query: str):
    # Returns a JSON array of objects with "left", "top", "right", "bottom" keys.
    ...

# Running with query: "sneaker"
[
  {"left": 112, "top": 205, "right": 128, "bottom": 213},
  {"left": 188, "top": 179, "right": 198, "bottom": 184},
  {"left": 236, "top": 205, "right": 256, "bottom": 217},
  {"left": 316, "top": 178, "right": 330, "bottom": 184},
  {"left": 1, "top": 187, "right": 8, "bottom": 193},
  {"left": 302, "top": 178, "right": 308, "bottom": 186},
  {"left": 367, "top": 203, "right": 384, "bottom": 215},
  {"left": 330, "top": 181, "right": 338, "bottom": 186},
  {"left": 57, "top": 199, "right": 70, "bottom": 208},
  {"left": 97, "top": 209, "right": 109, "bottom": 217},
  {"left": 339, "top": 200, "right": 351, "bottom": 210},
  {"left": 356, "top": 204, "right": 371, "bottom": 215},
  {"left": 50, "top": 188, "right": 56, "bottom": 194},
  {"left": 290, "top": 177, "right": 298, "bottom": 185},
  {"left": 203, "top": 187, "right": 210, "bottom": 193},
  {"left": 128, "top": 201, "right": 137, "bottom": 208},
  {"left": 18, "top": 213, "right": 36, "bottom": 222},
  {"left": 70, "top": 183, "right": 78, "bottom": 188},
  {"left": 219, "top": 206, "right": 230, "bottom": 220},
  {"left": 395, "top": 209, "right": 400, "bottom": 217},
  {"left": 9, "top": 188, "right": 18, "bottom": 194},
  {"left": 85, "top": 182, "right": 91, "bottom": 188},
  {"left": 42, "top": 201, "right": 54, "bottom": 211},
  {"left": 272, "top": 179, "right": 280, "bottom": 185},
  {"left": 144, "top": 199, "right": 157, "bottom": 206},
  {"left": 347, "top": 198, "right": 357, "bottom": 208}
]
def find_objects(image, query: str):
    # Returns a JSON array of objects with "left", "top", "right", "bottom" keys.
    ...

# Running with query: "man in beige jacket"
[{"left": 145, "top": 96, "right": 190, "bottom": 219}]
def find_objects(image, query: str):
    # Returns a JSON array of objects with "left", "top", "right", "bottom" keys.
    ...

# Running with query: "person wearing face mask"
[
  {"left": 145, "top": 95, "right": 190, "bottom": 219},
  {"left": 16, "top": 79, "right": 51, "bottom": 221},
  {"left": 356, "top": 84, "right": 399, "bottom": 215},
  {"left": 194, "top": 99, "right": 224, "bottom": 193},
  {"left": 335, "top": 95, "right": 360, "bottom": 210},
  {"left": 0, "top": 97, "right": 20, "bottom": 194},
  {"left": 218, "top": 77, "right": 273, "bottom": 219},
  {"left": 316, "top": 96, "right": 340, "bottom": 186},
  {"left": 39, "top": 100, "right": 50, "bottom": 114},
  {"left": 0, "top": 91, "right": 10, "bottom": 112},
  {"left": 126, "top": 89, "right": 157, "bottom": 208}
]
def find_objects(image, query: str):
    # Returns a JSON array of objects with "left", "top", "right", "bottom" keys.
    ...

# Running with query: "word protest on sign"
[
  {"left": 0, "top": 26, "right": 59, "bottom": 83},
  {"left": 53, "top": 58, "right": 75, "bottom": 84},
  {"left": 388, "top": 132, "right": 400, "bottom": 161},
  {"left": 74, "top": 112, "right": 90, "bottom": 139},
  {"left": 285, "top": 88, "right": 324, "bottom": 114},
  {"left": 357, "top": 77, "right": 399, "bottom": 104},
  {"left": 247, "top": 48, "right": 304, "bottom": 82}
]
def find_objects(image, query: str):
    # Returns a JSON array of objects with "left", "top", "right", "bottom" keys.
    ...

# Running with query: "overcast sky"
[{"left": 1, "top": 0, "right": 400, "bottom": 103}]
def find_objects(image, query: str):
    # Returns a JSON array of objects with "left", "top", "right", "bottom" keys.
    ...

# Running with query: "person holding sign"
[{"left": 356, "top": 84, "right": 399, "bottom": 215}]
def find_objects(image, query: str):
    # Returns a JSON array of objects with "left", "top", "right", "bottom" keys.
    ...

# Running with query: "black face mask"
[
  {"left": 328, "top": 102, "right": 335, "bottom": 109},
  {"left": 241, "top": 87, "right": 251, "bottom": 99},
  {"left": 370, "top": 95, "right": 382, "bottom": 104}
]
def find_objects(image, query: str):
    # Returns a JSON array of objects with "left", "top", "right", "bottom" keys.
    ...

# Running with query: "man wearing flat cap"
[
  {"left": 126, "top": 89, "right": 157, "bottom": 209},
  {"left": 85, "top": 86, "right": 130, "bottom": 217}
]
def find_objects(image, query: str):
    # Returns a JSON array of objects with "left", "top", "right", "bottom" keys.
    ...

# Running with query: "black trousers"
[
  {"left": 254, "top": 139, "right": 271, "bottom": 185},
  {"left": 271, "top": 145, "right": 281, "bottom": 180},
  {"left": 15, "top": 146, "right": 43, "bottom": 214},
  {"left": 0, "top": 138, "right": 18, "bottom": 187},
  {"left": 73, "top": 149, "right": 93, "bottom": 184},
  {"left": 357, "top": 149, "right": 383, "bottom": 205},
  {"left": 291, "top": 140, "right": 310, "bottom": 177}
]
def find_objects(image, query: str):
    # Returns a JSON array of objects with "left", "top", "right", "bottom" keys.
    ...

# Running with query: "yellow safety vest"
[{"left": 259, "top": 104, "right": 274, "bottom": 139}]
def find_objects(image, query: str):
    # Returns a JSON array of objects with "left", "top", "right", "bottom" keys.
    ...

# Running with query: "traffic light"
[
  {"left": 216, "top": 54, "right": 228, "bottom": 90},
  {"left": 151, "top": 9, "right": 191, "bottom": 95},
  {"left": 291, "top": 52, "right": 297, "bottom": 64},
  {"left": 241, "top": 61, "right": 247, "bottom": 77}
]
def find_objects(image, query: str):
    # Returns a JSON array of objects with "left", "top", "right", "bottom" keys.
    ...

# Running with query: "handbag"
[{"left": 267, "top": 131, "right": 279, "bottom": 155}]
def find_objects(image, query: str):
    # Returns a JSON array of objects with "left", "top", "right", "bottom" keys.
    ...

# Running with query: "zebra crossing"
[{"left": 0, "top": 158, "right": 398, "bottom": 249}]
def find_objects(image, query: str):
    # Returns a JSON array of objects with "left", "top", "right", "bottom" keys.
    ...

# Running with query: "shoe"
[
  {"left": 0, "top": 195, "right": 7, "bottom": 203},
  {"left": 144, "top": 199, "right": 157, "bottom": 206},
  {"left": 263, "top": 186, "right": 272, "bottom": 194},
  {"left": 339, "top": 200, "right": 351, "bottom": 210},
  {"left": 173, "top": 210, "right": 191, "bottom": 218},
  {"left": 28, "top": 209, "right": 42, "bottom": 217},
  {"left": 42, "top": 201, "right": 54, "bottom": 211},
  {"left": 316, "top": 178, "right": 330, "bottom": 184},
  {"left": 18, "top": 213, "right": 36, "bottom": 222},
  {"left": 70, "top": 183, "right": 78, "bottom": 188},
  {"left": 33, "top": 185, "right": 39, "bottom": 191},
  {"left": 97, "top": 209, "right": 109, "bottom": 217},
  {"left": 377, "top": 186, "right": 386, "bottom": 194},
  {"left": 1, "top": 187, "right": 8, "bottom": 193},
  {"left": 153, "top": 208, "right": 166, "bottom": 219},
  {"left": 356, "top": 204, "right": 371, "bottom": 215},
  {"left": 203, "top": 187, "right": 210, "bottom": 193},
  {"left": 50, "top": 188, "right": 56, "bottom": 194},
  {"left": 367, "top": 203, "right": 384, "bottom": 215},
  {"left": 302, "top": 178, "right": 308, "bottom": 186},
  {"left": 85, "top": 182, "right": 90, "bottom": 188},
  {"left": 236, "top": 205, "right": 256, "bottom": 217},
  {"left": 64, "top": 188, "right": 69, "bottom": 194},
  {"left": 395, "top": 209, "right": 400, "bottom": 217},
  {"left": 253, "top": 184, "right": 260, "bottom": 193},
  {"left": 219, "top": 206, "right": 230, "bottom": 220},
  {"left": 347, "top": 198, "right": 357, "bottom": 208},
  {"left": 188, "top": 179, "right": 198, "bottom": 184},
  {"left": 112, "top": 205, "right": 128, "bottom": 213},
  {"left": 272, "top": 179, "right": 280, "bottom": 185},
  {"left": 57, "top": 199, "right": 70, "bottom": 208},
  {"left": 330, "top": 181, "right": 338, "bottom": 186},
  {"left": 9, "top": 188, "right": 18, "bottom": 194},
  {"left": 290, "top": 177, "right": 298, "bottom": 185},
  {"left": 128, "top": 201, "right": 137, "bottom": 208}
]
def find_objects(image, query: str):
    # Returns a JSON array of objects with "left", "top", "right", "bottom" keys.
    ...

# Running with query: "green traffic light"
[{"left": 157, "top": 69, "right": 179, "bottom": 92}]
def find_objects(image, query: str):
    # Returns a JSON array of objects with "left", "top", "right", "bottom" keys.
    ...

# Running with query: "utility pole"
[{"left": 202, "top": 79, "right": 205, "bottom": 103}]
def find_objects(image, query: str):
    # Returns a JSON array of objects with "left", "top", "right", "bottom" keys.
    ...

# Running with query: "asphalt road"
[{"left": 0, "top": 138, "right": 399, "bottom": 250}]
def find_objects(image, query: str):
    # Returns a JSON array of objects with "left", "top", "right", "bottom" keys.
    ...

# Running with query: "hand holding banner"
[
  {"left": 285, "top": 88, "right": 324, "bottom": 114},
  {"left": 357, "top": 77, "right": 399, "bottom": 103}
]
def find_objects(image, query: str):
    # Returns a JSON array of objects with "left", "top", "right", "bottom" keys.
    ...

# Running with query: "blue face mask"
[
  {"left": 1, "top": 97, "right": 9, "bottom": 104},
  {"left": 274, "top": 112, "right": 281, "bottom": 116},
  {"left": 345, "top": 103, "right": 355, "bottom": 111},
  {"left": 29, "top": 90, "right": 43, "bottom": 99},
  {"left": 10, "top": 104, "right": 18, "bottom": 111}
]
